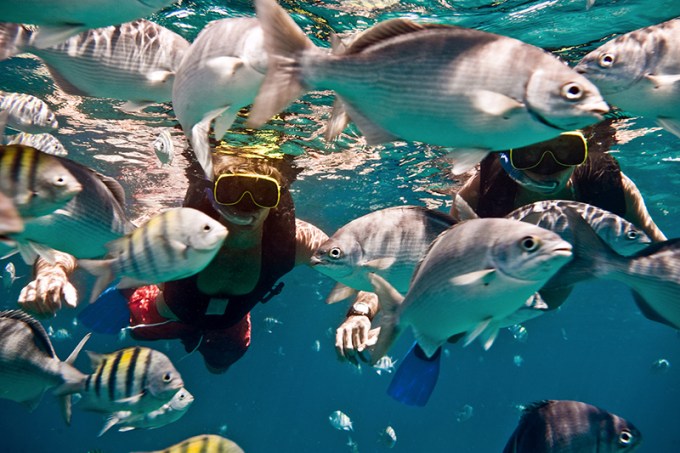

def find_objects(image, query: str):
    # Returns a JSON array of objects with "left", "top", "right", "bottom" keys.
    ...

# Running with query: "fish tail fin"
[
  {"left": 387, "top": 343, "right": 441, "bottom": 407},
  {"left": 77, "top": 285, "right": 131, "bottom": 334},
  {"left": 247, "top": 0, "right": 317, "bottom": 128},
  {"left": 98, "top": 413, "right": 121, "bottom": 437},
  {"left": 77, "top": 259, "right": 116, "bottom": 303},
  {"left": 189, "top": 115, "right": 215, "bottom": 179},
  {"left": 631, "top": 281, "right": 680, "bottom": 330},
  {"left": 367, "top": 273, "right": 404, "bottom": 365},
  {"left": 0, "top": 23, "right": 30, "bottom": 61}
]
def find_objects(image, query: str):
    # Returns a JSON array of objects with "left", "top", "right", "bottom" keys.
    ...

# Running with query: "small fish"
[
  {"left": 576, "top": 18, "right": 680, "bottom": 139},
  {"left": 172, "top": 17, "right": 267, "bottom": 177},
  {"left": 2, "top": 262, "right": 18, "bottom": 289},
  {"left": 311, "top": 339, "right": 321, "bottom": 352},
  {"left": 263, "top": 316, "right": 283, "bottom": 333},
  {"left": 508, "top": 324, "right": 528, "bottom": 343},
  {"left": 455, "top": 404, "right": 474, "bottom": 423},
  {"left": 98, "top": 387, "right": 194, "bottom": 436},
  {"left": 6, "top": 132, "right": 68, "bottom": 156},
  {"left": 373, "top": 355, "right": 397, "bottom": 375},
  {"left": 651, "top": 358, "right": 671, "bottom": 374},
  {"left": 0, "top": 91, "right": 57, "bottom": 134},
  {"left": 503, "top": 400, "right": 641, "bottom": 452},
  {"left": 56, "top": 346, "right": 184, "bottom": 415},
  {"left": 507, "top": 200, "right": 653, "bottom": 256},
  {"left": 47, "top": 326, "right": 72, "bottom": 341},
  {"left": 249, "top": 0, "right": 608, "bottom": 172},
  {"left": 130, "top": 434, "right": 245, "bottom": 453},
  {"left": 0, "top": 144, "right": 82, "bottom": 219},
  {"left": 152, "top": 129, "right": 174, "bottom": 166},
  {"left": 368, "top": 218, "right": 572, "bottom": 361},
  {"left": 378, "top": 426, "right": 397, "bottom": 448},
  {"left": 513, "top": 355, "right": 524, "bottom": 367},
  {"left": 0, "top": 310, "right": 89, "bottom": 424},
  {"left": 311, "top": 206, "right": 456, "bottom": 303},
  {"left": 79, "top": 207, "right": 228, "bottom": 302},
  {"left": 347, "top": 436, "right": 359, "bottom": 453},
  {"left": 329, "top": 410, "right": 353, "bottom": 432},
  {"left": 0, "top": 0, "right": 177, "bottom": 49},
  {"left": 0, "top": 21, "right": 189, "bottom": 107}
]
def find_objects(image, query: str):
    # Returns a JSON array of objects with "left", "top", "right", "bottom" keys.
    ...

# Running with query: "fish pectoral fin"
[
  {"left": 98, "top": 414, "right": 121, "bottom": 437},
  {"left": 656, "top": 117, "right": 680, "bottom": 139},
  {"left": 342, "top": 101, "right": 400, "bottom": 146},
  {"left": 32, "top": 25, "right": 85, "bottom": 49},
  {"left": 444, "top": 148, "right": 490, "bottom": 176},
  {"left": 326, "top": 282, "right": 357, "bottom": 304},
  {"left": 471, "top": 90, "right": 525, "bottom": 117},
  {"left": 449, "top": 268, "right": 496, "bottom": 286},
  {"left": 114, "top": 393, "right": 144, "bottom": 405},
  {"left": 325, "top": 96, "right": 351, "bottom": 141},
  {"left": 146, "top": 70, "right": 174, "bottom": 83},
  {"left": 364, "top": 257, "right": 396, "bottom": 270},
  {"left": 206, "top": 56, "right": 244, "bottom": 76},
  {"left": 645, "top": 73, "right": 680, "bottom": 90},
  {"left": 119, "top": 101, "right": 155, "bottom": 113}
]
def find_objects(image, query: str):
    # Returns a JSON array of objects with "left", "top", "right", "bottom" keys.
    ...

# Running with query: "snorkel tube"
[{"left": 498, "top": 152, "right": 560, "bottom": 194}]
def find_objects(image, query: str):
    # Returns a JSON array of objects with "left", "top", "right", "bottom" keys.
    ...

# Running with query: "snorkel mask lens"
[
  {"left": 509, "top": 131, "right": 588, "bottom": 171},
  {"left": 213, "top": 173, "right": 281, "bottom": 209}
]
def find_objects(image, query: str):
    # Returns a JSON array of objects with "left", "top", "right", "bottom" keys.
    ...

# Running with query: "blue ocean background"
[{"left": 1, "top": 0, "right": 679, "bottom": 451}]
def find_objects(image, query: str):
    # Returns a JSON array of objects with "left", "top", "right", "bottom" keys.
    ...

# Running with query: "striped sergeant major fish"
[
  {"left": 0, "top": 144, "right": 82, "bottom": 218},
  {"left": 131, "top": 434, "right": 245, "bottom": 453},
  {"left": 6, "top": 132, "right": 68, "bottom": 157},
  {"left": 56, "top": 346, "right": 184, "bottom": 415},
  {"left": 0, "top": 91, "right": 58, "bottom": 134},
  {"left": 79, "top": 207, "right": 228, "bottom": 303}
]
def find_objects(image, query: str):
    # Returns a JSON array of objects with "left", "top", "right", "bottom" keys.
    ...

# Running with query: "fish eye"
[
  {"left": 520, "top": 236, "right": 540, "bottom": 252},
  {"left": 626, "top": 230, "right": 639, "bottom": 240},
  {"left": 202, "top": 224, "right": 212, "bottom": 232},
  {"left": 54, "top": 176, "right": 67, "bottom": 186},
  {"left": 162, "top": 372, "right": 173, "bottom": 382},
  {"left": 618, "top": 429, "right": 634, "bottom": 445},
  {"left": 598, "top": 53, "right": 615, "bottom": 68},
  {"left": 329, "top": 247, "right": 343, "bottom": 259},
  {"left": 561, "top": 82, "right": 583, "bottom": 100}
]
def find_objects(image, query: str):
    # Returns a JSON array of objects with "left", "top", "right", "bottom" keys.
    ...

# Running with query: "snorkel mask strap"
[{"left": 499, "top": 152, "right": 559, "bottom": 194}]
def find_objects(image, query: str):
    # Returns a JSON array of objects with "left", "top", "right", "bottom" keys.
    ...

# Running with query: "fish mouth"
[{"left": 309, "top": 256, "right": 323, "bottom": 266}]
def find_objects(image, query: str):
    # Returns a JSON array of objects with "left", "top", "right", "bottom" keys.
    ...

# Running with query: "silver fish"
[
  {"left": 8, "top": 154, "right": 133, "bottom": 263},
  {"left": 0, "top": 310, "right": 89, "bottom": 423},
  {"left": 2, "top": 262, "right": 18, "bottom": 289},
  {"left": 6, "top": 132, "right": 68, "bottom": 156},
  {"left": 0, "top": 144, "right": 82, "bottom": 218},
  {"left": 0, "top": 20, "right": 189, "bottom": 108},
  {"left": 329, "top": 410, "right": 353, "bottom": 431},
  {"left": 152, "top": 129, "right": 174, "bottom": 165},
  {"left": 249, "top": 0, "right": 608, "bottom": 168},
  {"left": 378, "top": 425, "right": 397, "bottom": 448},
  {"left": 548, "top": 208, "right": 680, "bottom": 331},
  {"left": 311, "top": 206, "right": 456, "bottom": 303},
  {"left": 507, "top": 200, "right": 652, "bottom": 256},
  {"left": 130, "top": 434, "right": 245, "bottom": 453},
  {"left": 575, "top": 18, "right": 680, "bottom": 138},
  {"left": 369, "top": 218, "right": 572, "bottom": 361},
  {"left": 78, "top": 207, "right": 228, "bottom": 302},
  {"left": 172, "top": 17, "right": 267, "bottom": 177},
  {"left": 372, "top": 355, "right": 397, "bottom": 375},
  {"left": 0, "top": 91, "right": 58, "bottom": 133},
  {"left": 0, "top": 0, "right": 177, "bottom": 49},
  {"left": 503, "top": 400, "right": 641, "bottom": 452},
  {"left": 98, "top": 387, "right": 194, "bottom": 436},
  {"left": 56, "top": 346, "right": 184, "bottom": 415}
]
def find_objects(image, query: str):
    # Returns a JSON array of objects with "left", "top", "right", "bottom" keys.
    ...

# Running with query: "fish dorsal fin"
[
  {"left": 0, "top": 309, "right": 56, "bottom": 357},
  {"left": 326, "top": 282, "right": 357, "bottom": 304},
  {"left": 463, "top": 317, "right": 492, "bottom": 347},
  {"left": 94, "top": 172, "right": 127, "bottom": 209},
  {"left": 342, "top": 19, "right": 450, "bottom": 55}
]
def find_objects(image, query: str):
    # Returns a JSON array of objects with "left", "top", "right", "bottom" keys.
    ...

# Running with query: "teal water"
[{"left": 1, "top": 1, "right": 680, "bottom": 452}]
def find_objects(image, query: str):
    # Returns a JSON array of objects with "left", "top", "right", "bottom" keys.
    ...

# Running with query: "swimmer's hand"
[
  {"left": 335, "top": 315, "right": 379, "bottom": 365},
  {"left": 18, "top": 253, "right": 77, "bottom": 318}
]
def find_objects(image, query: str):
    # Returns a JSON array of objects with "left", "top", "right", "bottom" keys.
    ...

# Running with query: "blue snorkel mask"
[{"left": 498, "top": 152, "right": 560, "bottom": 194}]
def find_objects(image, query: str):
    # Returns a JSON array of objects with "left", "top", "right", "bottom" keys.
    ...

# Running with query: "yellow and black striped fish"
[
  {"left": 61, "top": 346, "right": 184, "bottom": 415},
  {"left": 132, "top": 434, "right": 245, "bottom": 453},
  {"left": 0, "top": 144, "right": 81, "bottom": 218}
]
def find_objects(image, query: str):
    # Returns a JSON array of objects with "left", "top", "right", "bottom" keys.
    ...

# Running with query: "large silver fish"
[
  {"left": 0, "top": 0, "right": 177, "bottom": 49},
  {"left": 98, "top": 387, "right": 194, "bottom": 436},
  {"left": 0, "top": 91, "right": 58, "bottom": 133},
  {"left": 55, "top": 346, "right": 184, "bottom": 415},
  {"left": 546, "top": 209, "right": 680, "bottom": 331},
  {"left": 311, "top": 206, "right": 456, "bottom": 303},
  {"left": 0, "top": 20, "right": 189, "bottom": 109},
  {"left": 0, "top": 144, "right": 82, "bottom": 219},
  {"left": 0, "top": 310, "right": 89, "bottom": 424},
  {"left": 507, "top": 200, "right": 652, "bottom": 256},
  {"left": 575, "top": 18, "right": 680, "bottom": 138},
  {"left": 7, "top": 154, "right": 134, "bottom": 263},
  {"left": 368, "top": 218, "right": 573, "bottom": 361},
  {"left": 78, "top": 207, "right": 228, "bottom": 302},
  {"left": 248, "top": 0, "right": 608, "bottom": 167},
  {"left": 6, "top": 132, "right": 68, "bottom": 156},
  {"left": 172, "top": 17, "right": 267, "bottom": 177},
  {"left": 503, "top": 400, "right": 641, "bottom": 452}
]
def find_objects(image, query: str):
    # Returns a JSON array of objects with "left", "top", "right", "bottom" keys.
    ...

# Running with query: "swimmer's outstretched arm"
[{"left": 18, "top": 251, "right": 78, "bottom": 318}]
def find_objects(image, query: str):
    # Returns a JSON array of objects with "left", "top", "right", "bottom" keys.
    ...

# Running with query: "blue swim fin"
[
  {"left": 387, "top": 343, "right": 441, "bottom": 407},
  {"left": 77, "top": 285, "right": 130, "bottom": 334}
]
